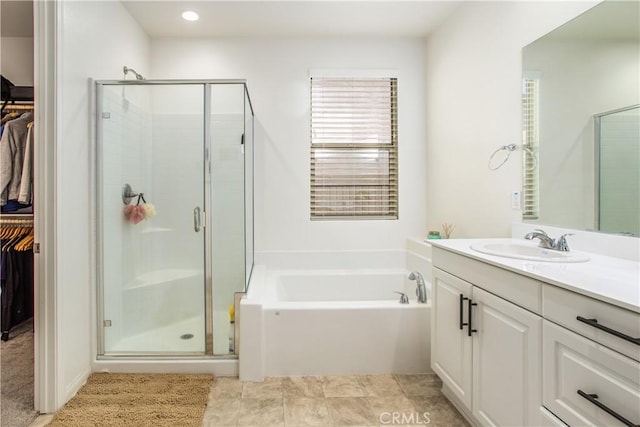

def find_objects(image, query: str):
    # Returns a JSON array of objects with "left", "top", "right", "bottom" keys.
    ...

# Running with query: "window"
[
  {"left": 522, "top": 78, "right": 539, "bottom": 220},
  {"left": 310, "top": 77, "right": 398, "bottom": 219}
]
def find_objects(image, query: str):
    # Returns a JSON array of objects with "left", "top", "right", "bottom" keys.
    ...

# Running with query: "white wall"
[
  {"left": 57, "top": 0, "right": 149, "bottom": 407},
  {"left": 150, "top": 37, "right": 428, "bottom": 252},
  {"left": 425, "top": 1, "right": 598, "bottom": 238},
  {"left": 0, "top": 36, "right": 34, "bottom": 85}
]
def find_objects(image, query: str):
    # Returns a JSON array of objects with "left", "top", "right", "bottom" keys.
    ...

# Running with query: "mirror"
[{"left": 522, "top": 1, "right": 639, "bottom": 236}]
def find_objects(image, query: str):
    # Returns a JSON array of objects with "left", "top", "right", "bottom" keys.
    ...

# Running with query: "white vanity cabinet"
[
  {"left": 430, "top": 241, "right": 640, "bottom": 427},
  {"left": 431, "top": 268, "right": 473, "bottom": 408},
  {"left": 543, "top": 320, "right": 640, "bottom": 427},
  {"left": 471, "top": 286, "right": 541, "bottom": 427},
  {"left": 431, "top": 248, "right": 543, "bottom": 427},
  {"left": 542, "top": 286, "right": 640, "bottom": 427}
]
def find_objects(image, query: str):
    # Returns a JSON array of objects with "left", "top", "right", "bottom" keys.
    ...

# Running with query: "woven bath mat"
[{"left": 47, "top": 373, "right": 214, "bottom": 427}]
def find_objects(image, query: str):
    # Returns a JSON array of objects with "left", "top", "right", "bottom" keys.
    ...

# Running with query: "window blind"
[
  {"left": 522, "top": 78, "right": 539, "bottom": 219},
  {"left": 310, "top": 77, "right": 398, "bottom": 219}
]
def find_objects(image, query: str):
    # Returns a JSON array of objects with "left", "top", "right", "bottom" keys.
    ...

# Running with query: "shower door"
[
  {"left": 97, "top": 82, "right": 209, "bottom": 355},
  {"left": 596, "top": 105, "right": 640, "bottom": 236}
]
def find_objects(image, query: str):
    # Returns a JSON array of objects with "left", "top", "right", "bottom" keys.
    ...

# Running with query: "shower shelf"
[
  {"left": 124, "top": 268, "right": 203, "bottom": 290},
  {"left": 141, "top": 227, "right": 172, "bottom": 234}
]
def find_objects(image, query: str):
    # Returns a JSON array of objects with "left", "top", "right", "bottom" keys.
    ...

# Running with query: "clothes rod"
[
  {"left": 0, "top": 220, "right": 34, "bottom": 228},
  {"left": 0, "top": 213, "right": 34, "bottom": 222},
  {"left": 1, "top": 104, "right": 34, "bottom": 111}
]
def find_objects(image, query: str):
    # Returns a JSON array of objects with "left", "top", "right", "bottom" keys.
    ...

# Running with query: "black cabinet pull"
[
  {"left": 577, "top": 390, "right": 639, "bottom": 427},
  {"left": 468, "top": 299, "right": 477, "bottom": 336},
  {"left": 576, "top": 316, "right": 640, "bottom": 346},
  {"left": 459, "top": 294, "right": 469, "bottom": 330}
]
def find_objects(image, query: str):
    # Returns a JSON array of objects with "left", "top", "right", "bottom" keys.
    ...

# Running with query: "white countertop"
[{"left": 429, "top": 238, "right": 640, "bottom": 313}]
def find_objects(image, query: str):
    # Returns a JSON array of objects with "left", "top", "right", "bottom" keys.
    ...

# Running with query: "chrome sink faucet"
[
  {"left": 524, "top": 229, "right": 555, "bottom": 248},
  {"left": 408, "top": 271, "right": 428, "bottom": 303},
  {"left": 524, "top": 229, "right": 573, "bottom": 252}
]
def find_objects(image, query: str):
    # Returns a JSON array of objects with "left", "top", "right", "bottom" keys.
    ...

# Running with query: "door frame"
[{"left": 33, "top": 0, "right": 60, "bottom": 413}]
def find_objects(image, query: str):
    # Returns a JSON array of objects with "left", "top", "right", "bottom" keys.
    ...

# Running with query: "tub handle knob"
[{"left": 394, "top": 292, "right": 409, "bottom": 304}]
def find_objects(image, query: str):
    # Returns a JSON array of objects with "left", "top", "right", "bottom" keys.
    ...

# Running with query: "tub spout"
[{"left": 408, "top": 271, "right": 427, "bottom": 303}]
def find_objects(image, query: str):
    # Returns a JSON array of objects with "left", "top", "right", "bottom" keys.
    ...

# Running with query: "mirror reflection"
[
  {"left": 596, "top": 105, "right": 639, "bottom": 236},
  {"left": 522, "top": 1, "right": 639, "bottom": 236}
]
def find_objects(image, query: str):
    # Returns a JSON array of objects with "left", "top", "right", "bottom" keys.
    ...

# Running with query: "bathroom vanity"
[{"left": 429, "top": 238, "right": 640, "bottom": 427}]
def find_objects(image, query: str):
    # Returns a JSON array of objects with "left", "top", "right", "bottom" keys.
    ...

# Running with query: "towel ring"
[{"left": 488, "top": 144, "right": 516, "bottom": 170}]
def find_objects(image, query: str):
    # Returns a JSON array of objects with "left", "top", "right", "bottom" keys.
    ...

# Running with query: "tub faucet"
[
  {"left": 408, "top": 271, "right": 427, "bottom": 303},
  {"left": 524, "top": 229, "right": 573, "bottom": 252},
  {"left": 394, "top": 292, "right": 409, "bottom": 304}
]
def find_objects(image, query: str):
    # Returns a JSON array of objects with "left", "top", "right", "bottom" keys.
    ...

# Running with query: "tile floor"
[
  {"left": 28, "top": 373, "right": 469, "bottom": 427},
  {"left": 202, "top": 374, "right": 470, "bottom": 427}
]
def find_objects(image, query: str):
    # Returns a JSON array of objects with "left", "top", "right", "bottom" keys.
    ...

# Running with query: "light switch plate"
[{"left": 511, "top": 191, "right": 521, "bottom": 210}]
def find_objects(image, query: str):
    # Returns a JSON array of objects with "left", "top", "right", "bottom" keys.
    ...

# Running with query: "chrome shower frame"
[
  {"left": 94, "top": 79, "right": 254, "bottom": 359},
  {"left": 594, "top": 104, "right": 639, "bottom": 234}
]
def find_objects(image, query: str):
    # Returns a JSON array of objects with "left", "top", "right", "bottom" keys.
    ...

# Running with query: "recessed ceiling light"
[{"left": 182, "top": 10, "right": 199, "bottom": 22}]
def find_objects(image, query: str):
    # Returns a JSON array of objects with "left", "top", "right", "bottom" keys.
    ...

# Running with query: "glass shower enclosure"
[
  {"left": 95, "top": 80, "right": 254, "bottom": 356},
  {"left": 595, "top": 105, "right": 639, "bottom": 236}
]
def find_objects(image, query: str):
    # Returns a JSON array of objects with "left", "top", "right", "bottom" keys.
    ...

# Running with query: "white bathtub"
[
  {"left": 275, "top": 270, "right": 422, "bottom": 302},
  {"left": 240, "top": 264, "right": 431, "bottom": 380}
]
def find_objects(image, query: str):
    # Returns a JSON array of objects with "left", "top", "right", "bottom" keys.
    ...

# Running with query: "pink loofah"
[
  {"left": 123, "top": 204, "right": 134, "bottom": 219},
  {"left": 123, "top": 204, "right": 146, "bottom": 224},
  {"left": 130, "top": 205, "right": 146, "bottom": 224}
]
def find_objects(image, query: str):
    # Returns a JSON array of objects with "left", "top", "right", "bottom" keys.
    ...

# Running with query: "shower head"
[{"left": 123, "top": 66, "right": 144, "bottom": 80}]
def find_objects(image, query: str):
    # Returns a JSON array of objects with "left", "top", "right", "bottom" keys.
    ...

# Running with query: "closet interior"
[
  {"left": 0, "top": 93, "right": 37, "bottom": 427},
  {"left": 1, "top": 0, "right": 38, "bottom": 425},
  {"left": 1, "top": 83, "right": 35, "bottom": 342}
]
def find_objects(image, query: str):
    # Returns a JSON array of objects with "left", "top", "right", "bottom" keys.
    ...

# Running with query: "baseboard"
[
  {"left": 62, "top": 368, "right": 91, "bottom": 410},
  {"left": 92, "top": 359, "right": 239, "bottom": 376},
  {"left": 441, "top": 383, "right": 478, "bottom": 427}
]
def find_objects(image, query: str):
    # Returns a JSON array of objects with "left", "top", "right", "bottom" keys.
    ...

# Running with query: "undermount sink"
[{"left": 470, "top": 242, "right": 590, "bottom": 263}]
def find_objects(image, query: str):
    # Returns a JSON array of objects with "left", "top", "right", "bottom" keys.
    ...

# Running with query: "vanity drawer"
[
  {"left": 539, "top": 407, "right": 568, "bottom": 427},
  {"left": 433, "top": 247, "right": 541, "bottom": 314},
  {"left": 543, "top": 320, "right": 640, "bottom": 427},
  {"left": 543, "top": 285, "right": 640, "bottom": 361}
]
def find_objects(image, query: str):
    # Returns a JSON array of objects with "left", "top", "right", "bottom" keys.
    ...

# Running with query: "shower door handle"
[{"left": 194, "top": 207, "right": 202, "bottom": 232}]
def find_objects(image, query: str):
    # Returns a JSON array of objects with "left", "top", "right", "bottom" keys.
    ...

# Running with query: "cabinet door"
[
  {"left": 543, "top": 320, "right": 640, "bottom": 427},
  {"left": 431, "top": 268, "right": 473, "bottom": 409},
  {"left": 472, "top": 287, "right": 542, "bottom": 426}
]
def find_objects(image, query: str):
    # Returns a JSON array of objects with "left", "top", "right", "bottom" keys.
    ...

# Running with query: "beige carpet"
[
  {"left": 47, "top": 373, "right": 214, "bottom": 427},
  {"left": 1, "top": 319, "right": 38, "bottom": 427}
]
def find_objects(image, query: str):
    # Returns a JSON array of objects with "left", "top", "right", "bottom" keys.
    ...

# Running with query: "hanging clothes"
[
  {"left": 1, "top": 250, "right": 33, "bottom": 340},
  {"left": 0, "top": 223, "right": 34, "bottom": 341},
  {"left": 18, "top": 124, "right": 34, "bottom": 205},
  {"left": 0, "top": 112, "right": 33, "bottom": 209}
]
